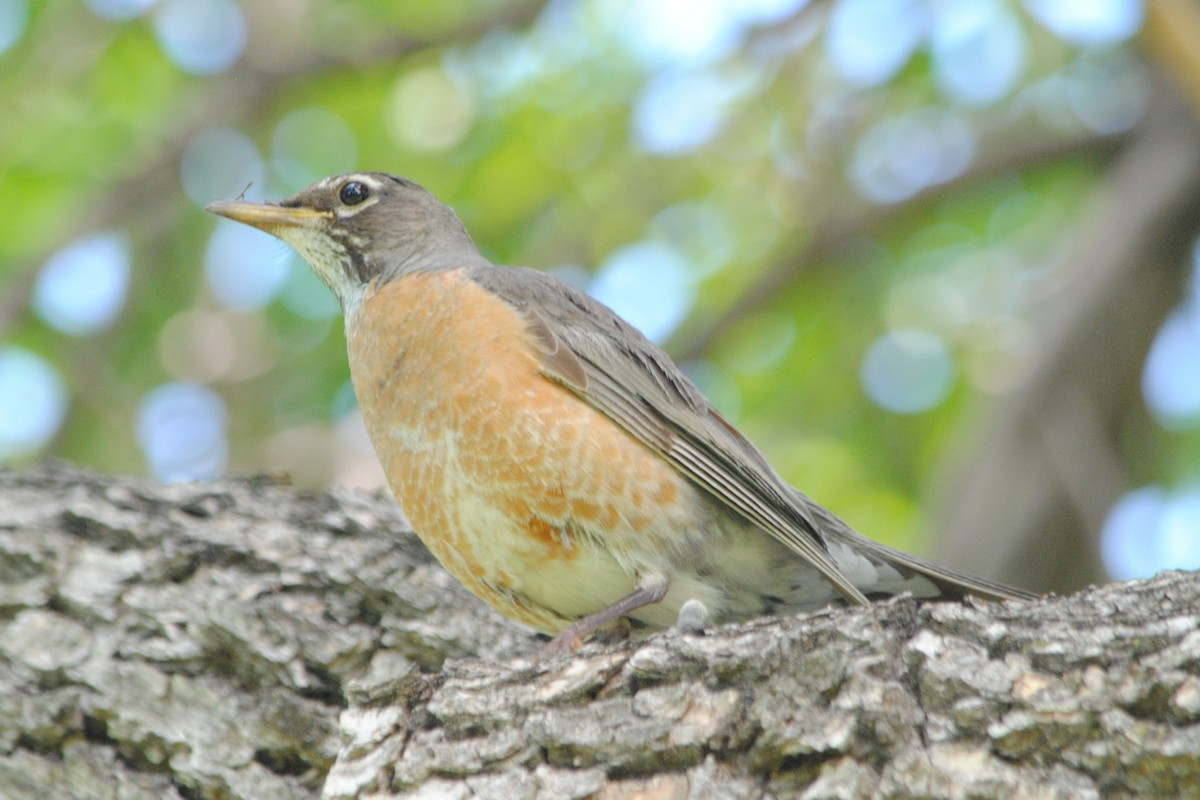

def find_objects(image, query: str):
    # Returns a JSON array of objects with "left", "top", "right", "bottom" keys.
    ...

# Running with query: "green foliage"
[{"left": 1, "top": 0, "right": 1194, "bottom": 583}]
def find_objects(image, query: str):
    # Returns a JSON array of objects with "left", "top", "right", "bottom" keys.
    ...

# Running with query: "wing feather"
[{"left": 470, "top": 265, "right": 870, "bottom": 606}]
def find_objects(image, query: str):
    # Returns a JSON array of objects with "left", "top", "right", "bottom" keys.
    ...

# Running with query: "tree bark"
[{"left": 1, "top": 463, "right": 1197, "bottom": 799}]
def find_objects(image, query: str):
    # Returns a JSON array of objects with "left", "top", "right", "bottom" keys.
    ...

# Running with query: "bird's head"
[{"left": 206, "top": 172, "right": 482, "bottom": 317}]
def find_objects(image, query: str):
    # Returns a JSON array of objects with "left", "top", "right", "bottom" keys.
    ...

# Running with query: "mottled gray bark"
[{"left": 1, "top": 464, "right": 1197, "bottom": 800}]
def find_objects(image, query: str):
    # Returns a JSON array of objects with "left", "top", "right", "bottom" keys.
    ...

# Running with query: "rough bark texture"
[{"left": 1, "top": 463, "right": 1198, "bottom": 799}]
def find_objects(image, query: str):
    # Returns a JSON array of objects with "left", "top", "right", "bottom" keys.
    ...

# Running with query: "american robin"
[{"left": 207, "top": 172, "right": 1036, "bottom": 652}]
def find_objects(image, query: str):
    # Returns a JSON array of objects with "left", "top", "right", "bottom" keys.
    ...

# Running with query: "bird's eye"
[{"left": 339, "top": 181, "right": 369, "bottom": 206}]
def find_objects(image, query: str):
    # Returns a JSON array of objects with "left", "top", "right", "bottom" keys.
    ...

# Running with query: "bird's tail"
[
  {"left": 846, "top": 532, "right": 1038, "bottom": 603},
  {"left": 802, "top": 493, "right": 1038, "bottom": 604}
]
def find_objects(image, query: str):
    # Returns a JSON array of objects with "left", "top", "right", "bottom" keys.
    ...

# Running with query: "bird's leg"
[{"left": 544, "top": 572, "right": 669, "bottom": 656}]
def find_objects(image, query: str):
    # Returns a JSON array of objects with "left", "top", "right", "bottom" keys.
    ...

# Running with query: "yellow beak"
[{"left": 205, "top": 200, "right": 329, "bottom": 232}]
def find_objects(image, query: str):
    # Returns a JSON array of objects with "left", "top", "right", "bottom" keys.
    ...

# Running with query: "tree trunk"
[{"left": 1, "top": 463, "right": 1197, "bottom": 799}]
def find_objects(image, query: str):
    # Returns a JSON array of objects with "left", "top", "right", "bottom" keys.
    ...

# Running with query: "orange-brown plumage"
[{"left": 348, "top": 268, "right": 699, "bottom": 633}]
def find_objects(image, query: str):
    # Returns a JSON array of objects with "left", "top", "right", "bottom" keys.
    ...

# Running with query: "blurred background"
[{"left": 2, "top": 0, "right": 1199, "bottom": 595}]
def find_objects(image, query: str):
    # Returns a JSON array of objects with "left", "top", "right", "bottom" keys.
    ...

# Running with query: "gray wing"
[{"left": 468, "top": 264, "right": 872, "bottom": 607}]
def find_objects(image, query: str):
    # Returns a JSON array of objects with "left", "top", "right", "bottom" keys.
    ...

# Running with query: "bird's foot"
[
  {"left": 674, "top": 598, "right": 708, "bottom": 634},
  {"left": 541, "top": 577, "right": 668, "bottom": 657}
]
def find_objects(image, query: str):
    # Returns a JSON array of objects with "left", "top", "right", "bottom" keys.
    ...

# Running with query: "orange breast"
[{"left": 345, "top": 268, "right": 695, "bottom": 633}]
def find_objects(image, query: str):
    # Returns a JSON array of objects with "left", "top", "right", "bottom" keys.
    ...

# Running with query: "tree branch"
[{"left": 1, "top": 463, "right": 1197, "bottom": 799}]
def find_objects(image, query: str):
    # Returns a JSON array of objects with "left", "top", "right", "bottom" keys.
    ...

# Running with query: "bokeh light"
[
  {"left": 204, "top": 220, "right": 291, "bottom": 311},
  {"left": 633, "top": 68, "right": 745, "bottom": 155},
  {"left": 1023, "top": 0, "right": 1143, "bottom": 45},
  {"left": 386, "top": 67, "right": 476, "bottom": 153},
  {"left": 827, "top": 0, "right": 926, "bottom": 87},
  {"left": 1143, "top": 306, "right": 1200, "bottom": 429},
  {"left": 181, "top": 127, "right": 264, "bottom": 207},
  {"left": 160, "top": 311, "right": 279, "bottom": 383},
  {"left": 136, "top": 382, "right": 228, "bottom": 481},
  {"left": 32, "top": 232, "right": 131, "bottom": 336},
  {"left": 622, "top": 0, "right": 808, "bottom": 68},
  {"left": 152, "top": 0, "right": 245, "bottom": 75},
  {"left": 1142, "top": 239, "right": 1200, "bottom": 429},
  {"left": 649, "top": 202, "right": 735, "bottom": 277},
  {"left": 271, "top": 108, "right": 358, "bottom": 192},
  {"left": 623, "top": 0, "right": 739, "bottom": 67},
  {"left": 279, "top": 258, "right": 341, "bottom": 320},
  {"left": 0, "top": 348, "right": 68, "bottom": 460},
  {"left": 1101, "top": 486, "right": 1200, "bottom": 580},
  {"left": 1064, "top": 50, "right": 1148, "bottom": 134},
  {"left": 0, "top": 0, "right": 28, "bottom": 54},
  {"left": 453, "top": 29, "right": 542, "bottom": 100},
  {"left": 861, "top": 328, "right": 955, "bottom": 413},
  {"left": 850, "top": 108, "right": 976, "bottom": 203},
  {"left": 589, "top": 241, "right": 694, "bottom": 343},
  {"left": 1159, "top": 493, "right": 1200, "bottom": 573},
  {"left": 157, "top": 310, "right": 238, "bottom": 383},
  {"left": 930, "top": 0, "right": 1025, "bottom": 107}
]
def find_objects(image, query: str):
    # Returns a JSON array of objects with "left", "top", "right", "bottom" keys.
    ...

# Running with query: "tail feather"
[
  {"left": 800, "top": 492, "right": 1038, "bottom": 604},
  {"left": 848, "top": 533, "right": 1038, "bottom": 603}
]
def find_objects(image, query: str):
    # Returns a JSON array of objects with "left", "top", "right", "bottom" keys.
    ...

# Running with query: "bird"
[{"left": 207, "top": 172, "right": 1037, "bottom": 653}]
